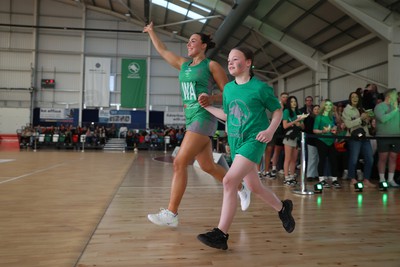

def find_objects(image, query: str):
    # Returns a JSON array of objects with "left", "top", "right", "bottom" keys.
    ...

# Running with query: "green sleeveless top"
[{"left": 179, "top": 58, "right": 217, "bottom": 136}]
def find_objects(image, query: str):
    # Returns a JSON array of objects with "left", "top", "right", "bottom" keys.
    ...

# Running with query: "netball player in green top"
[
  {"left": 197, "top": 47, "right": 295, "bottom": 250},
  {"left": 143, "top": 22, "right": 251, "bottom": 227}
]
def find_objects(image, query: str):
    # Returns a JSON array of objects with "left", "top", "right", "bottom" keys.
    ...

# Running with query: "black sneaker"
[
  {"left": 197, "top": 228, "right": 229, "bottom": 250},
  {"left": 283, "top": 179, "right": 297, "bottom": 186},
  {"left": 319, "top": 180, "right": 331, "bottom": 188},
  {"left": 332, "top": 180, "right": 341, "bottom": 188},
  {"left": 278, "top": 199, "right": 295, "bottom": 233}
]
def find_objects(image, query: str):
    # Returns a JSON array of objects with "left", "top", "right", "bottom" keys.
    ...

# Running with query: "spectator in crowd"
[
  {"left": 313, "top": 99, "right": 341, "bottom": 188},
  {"left": 363, "top": 84, "right": 380, "bottom": 110},
  {"left": 334, "top": 102, "right": 345, "bottom": 126},
  {"left": 374, "top": 88, "right": 400, "bottom": 187},
  {"left": 299, "top": 96, "right": 314, "bottom": 115},
  {"left": 269, "top": 92, "right": 289, "bottom": 178},
  {"left": 304, "top": 104, "right": 320, "bottom": 180},
  {"left": 282, "top": 96, "right": 305, "bottom": 186},
  {"left": 342, "top": 92, "right": 375, "bottom": 187}
]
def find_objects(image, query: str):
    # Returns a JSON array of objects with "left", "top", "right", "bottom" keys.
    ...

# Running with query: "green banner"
[{"left": 121, "top": 59, "right": 147, "bottom": 108}]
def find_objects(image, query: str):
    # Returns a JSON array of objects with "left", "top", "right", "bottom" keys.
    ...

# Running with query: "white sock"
[
  {"left": 319, "top": 176, "right": 325, "bottom": 182},
  {"left": 379, "top": 173, "right": 386, "bottom": 182},
  {"left": 331, "top": 177, "right": 337, "bottom": 181},
  {"left": 388, "top": 173, "right": 395, "bottom": 182}
]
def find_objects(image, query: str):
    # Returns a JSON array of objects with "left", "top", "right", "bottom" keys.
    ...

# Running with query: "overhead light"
[
  {"left": 125, "top": 13, "right": 131, "bottom": 17},
  {"left": 314, "top": 183, "right": 323, "bottom": 193},
  {"left": 354, "top": 182, "right": 364, "bottom": 192},
  {"left": 379, "top": 181, "right": 388, "bottom": 191}
]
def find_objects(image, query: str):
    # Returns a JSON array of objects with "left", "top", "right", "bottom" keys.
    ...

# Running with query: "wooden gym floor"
[{"left": 0, "top": 149, "right": 399, "bottom": 267}]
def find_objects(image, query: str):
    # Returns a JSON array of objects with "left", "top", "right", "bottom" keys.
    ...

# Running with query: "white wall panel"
[
  {"left": 150, "top": 77, "right": 180, "bottom": 94},
  {"left": 329, "top": 76, "right": 363, "bottom": 102},
  {"left": 151, "top": 41, "right": 183, "bottom": 57},
  {"left": 0, "top": 71, "right": 31, "bottom": 88},
  {"left": 0, "top": 89, "right": 31, "bottom": 101},
  {"left": 85, "top": 37, "right": 118, "bottom": 54},
  {"left": 37, "top": 53, "right": 81, "bottom": 72},
  {"left": 150, "top": 59, "right": 180, "bottom": 76},
  {"left": 117, "top": 39, "right": 148, "bottom": 56},
  {"left": 286, "top": 70, "right": 313, "bottom": 93},
  {"left": 40, "top": 0, "right": 81, "bottom": 17},
  {"left": 8, "top": 0, "right": 33, "bottom": 13},
  {"left": 86, "top": 19, "right": 119, "bottom": 31},
  {"left": 0, "top": 51, "right": 32, "bottom": 69},
  {"left": 0, "top": 13, "right": 10, "bottom": 23},
  {"left": 54, "top": 91, "right": 81, "bottom": 104},
  {"left": 118, "top": 21, "right": 145, "bottom": 33},
  {"left": 10, "top": 32, "right": 33, "bottom": 49},
  {"left": 0, "top": 108, "right": 30, "bottom": 134},
  {"left": 11, "top": 13, "right": 34, "bottom": 25},
  {"left": 39, "top": 16, "right": 82, "bottom": 28},
  {"left": 38, "top": 34, "right": 82, "bottom": 52},
  {"left": 330, "top": 40, "right": 387, "bottom": 78}
]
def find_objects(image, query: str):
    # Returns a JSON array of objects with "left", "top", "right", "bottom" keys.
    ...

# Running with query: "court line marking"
[
  {"left": 0, "top": 159, "right": 15, "bottom": 163},
  {"left": 0, "top": 163, "right": 65, "bottom": 185}
]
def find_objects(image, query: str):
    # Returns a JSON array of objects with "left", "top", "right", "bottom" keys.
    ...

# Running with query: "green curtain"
[{"left": 121, "top": 59, "right": 147, "bottom": 108}]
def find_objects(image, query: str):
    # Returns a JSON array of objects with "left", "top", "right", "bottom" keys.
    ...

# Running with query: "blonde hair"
[{"left": 319, "top": 99, "right": 334, "bottom": 119}]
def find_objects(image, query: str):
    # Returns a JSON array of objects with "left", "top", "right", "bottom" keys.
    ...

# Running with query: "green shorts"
[{"left": 231, "top": 139, "right": 267, "bottom": 164}]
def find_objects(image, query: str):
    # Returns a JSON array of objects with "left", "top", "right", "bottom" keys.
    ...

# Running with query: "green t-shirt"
[
  {"left": 313, "top": 114, "right": 335, "bottom": 146},
  {"left": 374, "top": 102, "right": 400, "bottom": 136},
  {"left": 223, "top": 77, "right": 281, "bottom": 163},
  {"left": 282, "top": 109, "right": 298, "bottom": 122}
]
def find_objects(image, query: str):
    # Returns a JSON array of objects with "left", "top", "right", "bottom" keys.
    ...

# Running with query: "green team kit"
[{"left": 179, "top": 58, "right": 217, "bottom": 136}]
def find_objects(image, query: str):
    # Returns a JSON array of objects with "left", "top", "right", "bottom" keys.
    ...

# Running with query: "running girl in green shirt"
[{"left": 197, "top": 46, "right": 295, "bottom": 250}]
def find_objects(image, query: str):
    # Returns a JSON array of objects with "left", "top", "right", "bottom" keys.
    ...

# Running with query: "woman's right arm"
[{"left": 143, "top": 22, "right": 186, "bottom": 70}]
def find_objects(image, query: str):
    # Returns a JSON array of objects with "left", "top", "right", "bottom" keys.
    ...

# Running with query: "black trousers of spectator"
[{"left": 315, "top": 139, "right": 338, "bottom": 178}]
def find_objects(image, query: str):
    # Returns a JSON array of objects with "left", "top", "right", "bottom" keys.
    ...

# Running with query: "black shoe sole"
[
  {"left": 197, "top": 235, "right": 228, "bottom": 250},
  {"left": 282, "top": 200, "right": 295, "bottom": 233}
]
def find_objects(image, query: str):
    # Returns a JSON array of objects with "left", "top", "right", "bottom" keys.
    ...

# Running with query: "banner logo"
[{"left": 128, "top": 62, "right": 141, "bottom": 78}]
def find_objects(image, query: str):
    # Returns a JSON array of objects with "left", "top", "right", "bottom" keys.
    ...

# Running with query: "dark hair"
[
  {"left": 231, "top": 46, "right": 255, "bottom": 77},
  {"left": 348, "top": 91, "right": 363, "bottom": 109},
  {"left": 195, "top": 33, "right": 215, "bottom": 52},
  {"left": 285, "top": 96, "right": 299, "bottom": 118}
]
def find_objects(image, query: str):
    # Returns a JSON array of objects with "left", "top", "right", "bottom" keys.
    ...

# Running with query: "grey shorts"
[{"left": 283, "top": 137, "right": 298, "bottom": 148}]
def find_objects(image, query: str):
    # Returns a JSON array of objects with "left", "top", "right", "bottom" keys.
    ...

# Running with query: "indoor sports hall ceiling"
[{"left": 59, "top": 0, "right": 400, "bottom": 81}]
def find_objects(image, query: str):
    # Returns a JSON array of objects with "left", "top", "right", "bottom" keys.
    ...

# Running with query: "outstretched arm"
[
  {"left": 143, "top": 22, "right": 186, "bottom": 70},
  {"left": 198, "top": 93, "right": 227, "bottom": 121},
  {"left": 204, "top": 106, "right": 227, "bottom": 122}
]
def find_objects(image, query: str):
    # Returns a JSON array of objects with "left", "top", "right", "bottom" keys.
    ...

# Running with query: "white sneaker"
[
  {"left": 342, "top": 169, "right": 348, "bottom": 180},
  {"left": 238, "top": 183, "right": 251, "bottom": 211},
  {"left": 148, "top": 208, "right": 178, "bottom": 227},
  {"left": 388, "top": 180, "right": 400, "bottom": 188},
  {"left": 357, "top": 170, "right": 363, "bottom": 180}
]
